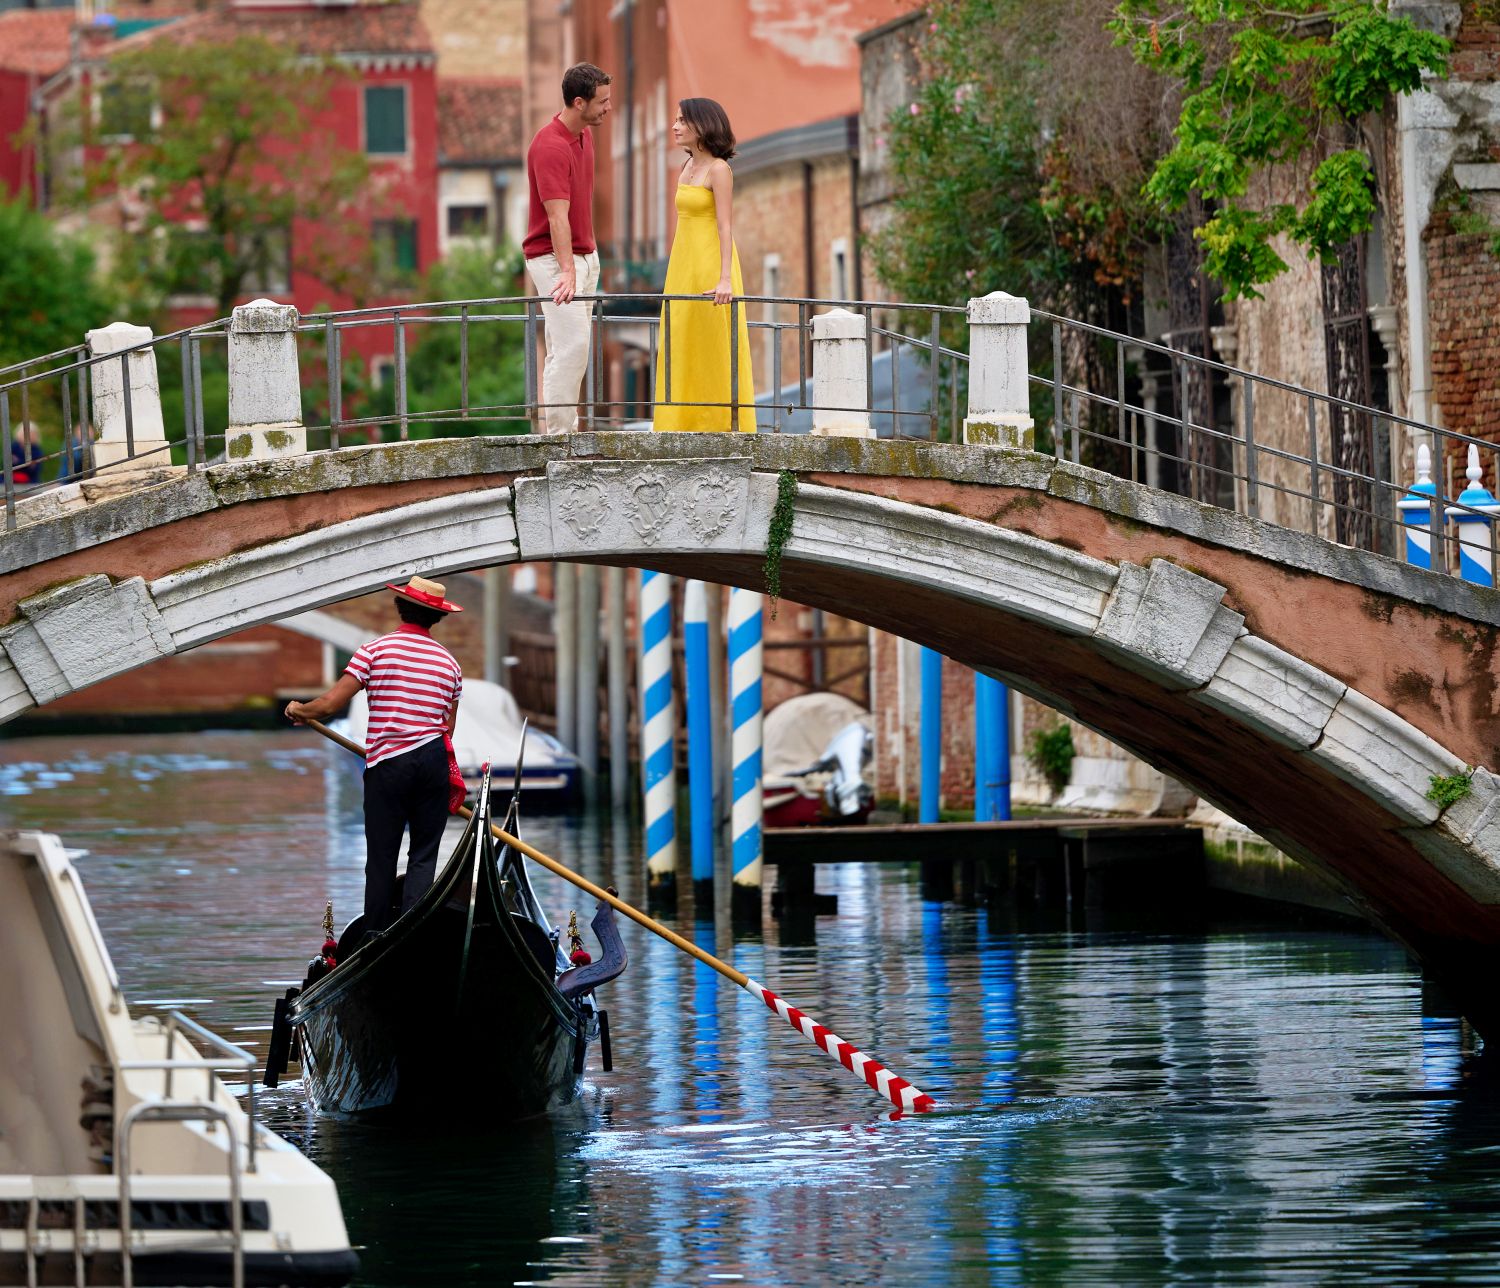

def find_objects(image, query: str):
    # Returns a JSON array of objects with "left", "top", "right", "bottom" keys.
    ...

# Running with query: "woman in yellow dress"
[{"left": 653, "top": 98, "right": 755, "bottom": 432}]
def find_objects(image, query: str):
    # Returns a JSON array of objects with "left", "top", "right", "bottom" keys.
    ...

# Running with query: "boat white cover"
[
  {"left": 0, "top": 830, "right": 356, "bottom": 1280},
  {"left": 339, "top": 679, "right": 575, "bottom": 776},
  {"left": 763, "top": 692, "right": 873, "bottom": 785}
]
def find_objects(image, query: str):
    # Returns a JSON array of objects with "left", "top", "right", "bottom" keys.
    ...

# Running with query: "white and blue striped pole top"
[
  {"left": 728, "top": 587, "right": 764, "bottom": 888},
  {"left": 639, "top": 570, "right": 677, "bottom": 883}
]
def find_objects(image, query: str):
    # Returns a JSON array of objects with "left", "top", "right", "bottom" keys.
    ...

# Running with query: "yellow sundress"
[{"left": 653, "top": 182, "right": 755, "bottom": 431}]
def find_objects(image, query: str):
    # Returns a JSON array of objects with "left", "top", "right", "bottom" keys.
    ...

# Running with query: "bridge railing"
[
  {"left": 1033, "top": 309, "right": 1470, "bottom": 573},
  {"left": 0, "top": 291, "right": 1493, "bottom": 586},
  {"left": 295, "top": 293, "right": 968, "bottom": 442}
]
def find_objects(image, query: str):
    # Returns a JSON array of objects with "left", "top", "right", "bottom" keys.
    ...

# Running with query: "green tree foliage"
[
  {"left": 0, "top": 198, "right": 116, "bottom": 372},
  {"left": 49, "top": 34, "right": 377, "bottom": 319},
  {"left": 1113, "top": 0, "right": 1451, "bottom": 298},
  {"left": 327, "top": 248, "right": 529, "bottom": 438},
  {"left": 870, "top": 0, "right": 1166, "bottom": 310}
]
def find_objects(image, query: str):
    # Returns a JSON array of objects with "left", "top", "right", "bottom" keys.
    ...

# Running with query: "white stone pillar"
[
  {"left": 963, "top": 291, "right": 1034, "bottom": 449},
  {"left": 811, "top": 307, "right": 871, "bottom": 437},
  {"left": 227, "top": 298, "right": 306, "bottom": 461},
  {"left": 85, "top": 321, "right": 170, "bottom": 475}
]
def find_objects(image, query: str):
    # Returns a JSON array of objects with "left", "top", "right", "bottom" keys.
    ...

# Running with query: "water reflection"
[{"left": 3, "top": 731, "right": 1500, "bottom": 1286}]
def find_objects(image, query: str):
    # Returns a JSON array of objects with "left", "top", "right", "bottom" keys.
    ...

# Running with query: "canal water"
[{"left": 4, "top": 730, "right": 1500, "bottom": 1286}]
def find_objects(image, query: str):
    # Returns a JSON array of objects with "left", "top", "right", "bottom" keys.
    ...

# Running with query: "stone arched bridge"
[{"left": 4, "top": 431, "right": 1500, "bottom": 1036}]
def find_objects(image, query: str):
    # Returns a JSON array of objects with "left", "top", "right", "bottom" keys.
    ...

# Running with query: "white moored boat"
[{"left": 0, "top": 830, "right": 358, "bottom": 1287}]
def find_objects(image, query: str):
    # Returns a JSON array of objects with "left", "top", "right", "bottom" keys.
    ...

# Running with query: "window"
[
  {"left": 446, "top": 204, "right": 489, "bottom": 240},
  {"left": 372, "top": 218, "right": 419, "bottom": 279},
  {"left": 243, "top": 225, "right": 291, "bottom": 295},
  {"left": 99, "top": 78, "right": 153, "bottom": 141},
  {"left": 830, "top": 238, "right": 850, "bottom": 302},
  {"left": 762, "top": 254, "right": 781, "bottom": 384},
  {"left": 364, "top": 85, "right": 407, "bottom": 155}
]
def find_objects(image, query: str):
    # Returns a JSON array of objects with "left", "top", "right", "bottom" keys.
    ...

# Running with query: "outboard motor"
[{"left": 821, "top": 721, "right": 875, "bottom": 818}]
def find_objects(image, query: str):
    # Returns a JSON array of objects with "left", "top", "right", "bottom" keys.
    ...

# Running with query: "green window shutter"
[
  {"left": 364, "top": 85, "right": 407, "bottom": 155},
  {"left": 395, "top": 220, "right": 417, "bottom": 272}
]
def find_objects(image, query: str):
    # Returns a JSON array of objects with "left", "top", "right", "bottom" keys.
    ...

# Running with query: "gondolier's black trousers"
[{"left": 363, "top": 737, "right": 449, "bottom": 933}]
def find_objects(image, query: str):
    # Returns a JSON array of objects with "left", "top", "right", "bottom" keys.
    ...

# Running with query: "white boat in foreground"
[
  {"left": 0, "top": 830, "right": 358, "bottom": 1287},
  {"left": 337, "top": 679, "right": 581, "bottom": 798}
]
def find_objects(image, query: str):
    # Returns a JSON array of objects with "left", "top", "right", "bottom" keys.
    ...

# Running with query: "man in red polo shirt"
[
  {"left": 285, "top": 575, "right": 464, "bottom": 934},
  {"left": 524, "top": 62, "right": 612, "bottom": 433}
]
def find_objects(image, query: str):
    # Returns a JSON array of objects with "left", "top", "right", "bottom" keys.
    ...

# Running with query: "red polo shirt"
[{"left": 524, "top": 114, "right": 596, "bottom": 259}]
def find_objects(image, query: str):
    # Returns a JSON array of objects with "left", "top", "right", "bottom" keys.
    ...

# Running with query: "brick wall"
[
  {"left": 422, "top": 0, "right": 526, "bottom": 79},
  {"left": 1427, "top": 201, "right": 1500, "bottom": 496},
  {"left": 735, "top": 154, "right": 856, "bottom": 398},
  {"left": 36, "top": 625, "right": 325, "bottom": 719}
]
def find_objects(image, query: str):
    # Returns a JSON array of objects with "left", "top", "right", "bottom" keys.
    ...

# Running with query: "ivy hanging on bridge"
[
  {"left": 1112, "top": 0, "right": 1451, "bottom": 300},
  {"left": 763, "top": 469, "right": 798, "bottom": 620}
]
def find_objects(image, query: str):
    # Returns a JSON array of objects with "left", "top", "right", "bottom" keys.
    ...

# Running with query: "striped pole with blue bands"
[
  {"left": 684, "top": 579, "right": 715, "bottom": 887},
  {"left": 728, "top": 588, "right": 764, "bottom": 894},
  {"left": 639, "top": 571, "right": 677, "bottom": 888}
]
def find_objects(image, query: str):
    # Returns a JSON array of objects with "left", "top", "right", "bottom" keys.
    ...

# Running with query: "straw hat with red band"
[{"left": 386, "top": 575, "right": 464, "bottom": 614}]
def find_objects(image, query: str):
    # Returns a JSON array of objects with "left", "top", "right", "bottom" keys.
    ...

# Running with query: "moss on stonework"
[
  {"left": 1426, "top": 770, "right": 1474, "bottom": 809},
  {"left": 227, "top": 435, "right": 253, "bottom": 460},
  {"left": 991, "top": 493, "right": 1044, "bottom": 521},
  {"left": 1389, "top": 668, "right": 1436, "bottom": 705},
  {"left": 1360, "top": 592, "right": 1397, "bottom": 625},
  {"left": 265, "top": 429, "right": 294, "bottom": 451}
]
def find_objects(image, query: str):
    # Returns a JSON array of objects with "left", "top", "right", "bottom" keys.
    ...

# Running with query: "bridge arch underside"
[{"left": 5, "top": 457, "right": 1500, "bottom": 1038}]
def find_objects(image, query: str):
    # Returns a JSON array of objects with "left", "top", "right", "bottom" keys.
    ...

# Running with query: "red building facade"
[{"left": 9, "top": 1, "right": 442, "bottom": 365}]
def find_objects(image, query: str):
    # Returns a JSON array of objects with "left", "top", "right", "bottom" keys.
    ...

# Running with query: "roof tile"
[
  {"left": 437, "top": 77, "right": 522, "bottom": 164},
  {"left": 0, "top": 9, "right": 72, "bottom": 77}
]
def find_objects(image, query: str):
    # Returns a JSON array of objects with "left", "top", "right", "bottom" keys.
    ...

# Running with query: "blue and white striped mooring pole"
[
  {"left": 728, "top": 588, "right": 764, "bottom": 921},
  {"left": 1446, "top": 443, "right": 1500, "bottom": 587},
  {"left": 684, "top": 579, "right": 715, "bottom": 900},
  {"left": 920, "top": 647, "right": 942, "bottom": 824},
  {"left": 639, "top": 571, "right": 677, "bottom": 898},
  {"left": 1397, "top": 442, "right": 1438, "bottom": 571}
]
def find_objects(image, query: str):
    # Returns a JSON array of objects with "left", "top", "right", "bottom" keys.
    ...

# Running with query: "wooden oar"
[{"left": 302, "top": 717, "right": 936, "bottom": 1114}]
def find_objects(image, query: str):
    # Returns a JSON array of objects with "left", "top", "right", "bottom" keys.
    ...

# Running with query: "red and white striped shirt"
[{"left": 345, "top": 624, "right": 463, "bottom": 769}]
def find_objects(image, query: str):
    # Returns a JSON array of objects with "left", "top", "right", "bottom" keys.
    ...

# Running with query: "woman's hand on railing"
[{"left": 705, "top": 279, "right": 733, "bottom": 306}]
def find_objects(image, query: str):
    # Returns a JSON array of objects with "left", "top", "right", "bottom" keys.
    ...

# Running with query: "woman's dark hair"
[
  {"left": 396, "top": 598, "right": 447, "bottom": 630},
  {"left": 679, "top": 98, "right": 736, "bottom": 160},
  {"left": 562, "top": 63, "right": 611, "bottom": 108}
]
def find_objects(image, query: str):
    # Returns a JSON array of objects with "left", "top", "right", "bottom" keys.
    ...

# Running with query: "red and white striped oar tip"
[{"left": 745, "top": 978, "right": 936, "bottom": 1114}]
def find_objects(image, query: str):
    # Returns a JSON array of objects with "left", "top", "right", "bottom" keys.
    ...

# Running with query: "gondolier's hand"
[
  {"left": 284, "top": 700, "right": 310, "bottom": 726},
  {"left": 706, "top": 278, "right": 733, "bottom": 306},
  {"left": 552, "top": 267, "right": 577, "bottom": 305}
]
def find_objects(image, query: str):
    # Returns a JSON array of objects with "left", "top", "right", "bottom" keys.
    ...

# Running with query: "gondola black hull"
[{"left": 287, "top": 807, "right": 593, "bottom": 1118}]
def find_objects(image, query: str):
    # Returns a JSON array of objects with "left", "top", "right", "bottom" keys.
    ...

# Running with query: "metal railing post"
[
  {"left": 524, "top": 300, "right": 538, "bottom": 429},
  {"left": 1430, "top": 431, "right": 1446, "bottom": 573},
  {"left": 771, "top": 321, "right": 783, "bottom": 432},
  {"left": 929, "top": 311, "right": 941, "bottom": 441},
  {"left": 326, "top": 320, "right": 341, "bottom": 449},
  {"left": 729, "top": 298, "right": 740, "bottom": 429},
  {"left": 191, "top": 338, "right": 205, "bottom": 464},
  {"left": 121, "top": 351, "right": 136, "bottom": 460},
  {"left": 459, "top": 304, "right": 470, "bottom": 420},
  {"left": 394, "top": 310, "right": 408, "bottom": 440},
  {"left": 1, "top": 389, "right": 14, "bottom": 530},
  {"left": 1243, "top": 377, "right": 1258, "bottom": 518},
  {"left": 180, "top": 336, "right": 196, "bottom": 470},
  {"left": 1052, "top": 322, "right": 1064, "bottom": 461}
]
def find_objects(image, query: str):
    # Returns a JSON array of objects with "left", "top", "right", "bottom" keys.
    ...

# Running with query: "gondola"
[{"left": 263, "top": 764, "right": 626, "bottom": 1118}]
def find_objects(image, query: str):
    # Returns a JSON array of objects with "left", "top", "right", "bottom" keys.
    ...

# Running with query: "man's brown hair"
[
  {"left": 679, "top": 98, "right": 736, "bottom": 160},
  {"left": 562, "top": 63, "right": 611, "bottom": 107}
]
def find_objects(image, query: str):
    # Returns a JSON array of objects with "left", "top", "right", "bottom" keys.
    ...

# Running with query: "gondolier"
[{"left": 285, "top": 575, "right": 464, "bottom": 934}]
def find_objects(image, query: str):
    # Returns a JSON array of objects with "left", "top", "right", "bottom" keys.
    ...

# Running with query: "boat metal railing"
[
  {"left": 0, "top": 291, "right": 1492, "bottom": 584},
  {"left": 114, "top": 1010, "right": 256, "bottom": 1288}
]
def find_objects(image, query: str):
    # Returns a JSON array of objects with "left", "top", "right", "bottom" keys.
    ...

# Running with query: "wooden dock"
[{"left": 764, "top": 817, "right": 1204, "bottom": 914}]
